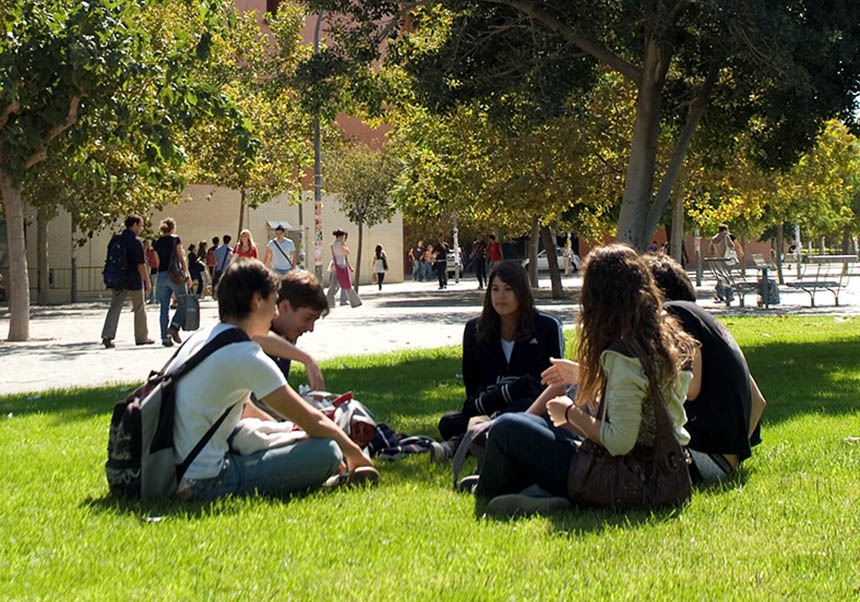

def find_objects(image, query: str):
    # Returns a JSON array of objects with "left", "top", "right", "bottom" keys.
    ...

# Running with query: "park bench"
[
  {"left": 705, "top": 257, "right": 760, "bottom": 307},
  {"left": 786, "top": 255, "right": 858, "bottom": 307}
]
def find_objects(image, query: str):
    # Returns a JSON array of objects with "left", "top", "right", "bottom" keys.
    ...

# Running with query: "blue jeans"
[
  {"left": 156, "top": 271, "right": 188, "bottom": 343},
  {"left": 189, "top": 438, "right": 342, "bottom": 501},
  {"left": 475, "top": 413, "right": 580, "bottom": 499}
]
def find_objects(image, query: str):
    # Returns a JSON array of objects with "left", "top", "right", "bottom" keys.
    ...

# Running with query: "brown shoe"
[
  {"left": 136, "top": 339, "right": 155, "bottom": 346},
  {"left": 102, "top": 338, "right": 115, "bottom": 348},
  {"left": 167, "top": 325, "right": 182, "bottom": 344}
]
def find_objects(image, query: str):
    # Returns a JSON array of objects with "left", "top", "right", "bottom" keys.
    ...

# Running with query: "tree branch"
[
  {"left": 645, "top": 64, "right": 719, "bottom": 233},
  {"left": 23, "top": 94, "right": 86, "bottom": 170},
  {"left": 484, "top": 0, "right": 642, "bottom": 84},
  {"left": 0, "top": 100, "right": 21, "bottom": 130}
]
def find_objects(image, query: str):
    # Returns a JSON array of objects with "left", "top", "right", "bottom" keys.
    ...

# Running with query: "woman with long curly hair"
[{"left": 474, "top": 245, "right": 698, "bottom": 516}]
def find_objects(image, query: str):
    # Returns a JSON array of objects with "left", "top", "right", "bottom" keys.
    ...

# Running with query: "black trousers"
[{"left": 435, "top": 261, "right": 447, "bottom": 288}]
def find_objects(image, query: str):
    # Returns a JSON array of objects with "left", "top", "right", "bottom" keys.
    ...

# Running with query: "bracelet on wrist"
[{"left": 564, "top": 403, "right": 574, "bottom": 424}]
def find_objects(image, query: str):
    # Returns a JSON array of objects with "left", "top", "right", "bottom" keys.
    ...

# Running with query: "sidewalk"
[{"left": 2, "top": 272, "right": 858, "bottom": 395}]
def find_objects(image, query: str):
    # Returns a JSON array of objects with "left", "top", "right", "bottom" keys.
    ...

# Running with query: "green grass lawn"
[{"left": 1, "top": 315, "right": 859, "bottom": 600}]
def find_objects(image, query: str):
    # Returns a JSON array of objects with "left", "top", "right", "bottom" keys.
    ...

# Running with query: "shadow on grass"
[
  {"left": 2, "top": 338, "right": 859, "bottom": 433},
  {"left": 473, "top": 469, "right": 750, "bottom": 532}
]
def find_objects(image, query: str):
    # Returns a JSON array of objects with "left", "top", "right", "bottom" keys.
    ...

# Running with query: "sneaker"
[
  {"left": 167, "top": 324, "right": 182, "bottom": 344},
  {"left": 429, "top": 438, "right": 459, "bottom": 463},
  {"left": 323, "top": 466, "right": 380, "bottom": 490},
  {"left": 485, "top": 493, "right": 572, "bottom": 518},
  {"left": 457, "top": 474, "right": 480, "bottom": 494},
  {"left": 101, "top": 338, "right": 115, "bottom": 348}
]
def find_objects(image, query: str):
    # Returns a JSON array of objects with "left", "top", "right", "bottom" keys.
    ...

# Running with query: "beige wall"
[{"left": 21, "top": 184, "right": 403, "bottom": 303}]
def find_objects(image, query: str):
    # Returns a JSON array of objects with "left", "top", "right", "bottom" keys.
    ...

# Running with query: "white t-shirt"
[
  {"left": 170, "top": 323, "right": 287, "bottom": 479},
  {"left": 332, "top": 240, "right": 347, "bottom": 267},
  {"left": 267, "top": 237, "right": 295, "bottom": 271}
]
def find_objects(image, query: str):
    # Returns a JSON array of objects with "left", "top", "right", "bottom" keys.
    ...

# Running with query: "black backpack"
[
  {"left": 105, "top": 327, "right": 249, "bottom": 499},
  {"left": 103, "top": 233, "right": 129, "bottom": 289}
]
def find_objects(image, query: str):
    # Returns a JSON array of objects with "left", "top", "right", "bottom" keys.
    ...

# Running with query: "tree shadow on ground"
[{"left": 2, "top": 338, "right": 858, "bottom": 432}]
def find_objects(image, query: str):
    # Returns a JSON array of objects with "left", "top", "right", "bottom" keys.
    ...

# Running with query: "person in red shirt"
[
  {"left": 144, "top": 239, "right": 159, "bottom": 304},
  {"left": 487, "top": 234, "right": 504, "bottom": 272},
  {"left": 231, "top": 229, "right": 259, "bottom": 263}
]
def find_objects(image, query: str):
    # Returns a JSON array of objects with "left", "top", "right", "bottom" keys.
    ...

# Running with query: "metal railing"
[{"left": 26, "top": 266, "right": 105, "bottom": 293}]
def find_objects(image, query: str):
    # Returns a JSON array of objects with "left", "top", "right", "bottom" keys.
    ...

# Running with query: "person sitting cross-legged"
[{"left": 172, "top": 259, "right": 375, "bottom": 501}]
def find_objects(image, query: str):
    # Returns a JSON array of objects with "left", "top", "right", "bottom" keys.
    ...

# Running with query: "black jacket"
[{"left": 461, "top": 312, "right": 564, "bottom": 399}]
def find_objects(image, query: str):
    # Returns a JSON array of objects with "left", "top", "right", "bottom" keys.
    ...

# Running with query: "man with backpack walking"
[{"left": 100, "top": 215, "right": 153, "bottom": 348}]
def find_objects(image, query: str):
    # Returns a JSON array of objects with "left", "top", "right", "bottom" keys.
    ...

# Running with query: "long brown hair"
[
  {"left": 576, "top": 245, "right": 696, "bottom": 410},
  {"left": 477, "top": 261, "right": 536, "bottom": 344}
]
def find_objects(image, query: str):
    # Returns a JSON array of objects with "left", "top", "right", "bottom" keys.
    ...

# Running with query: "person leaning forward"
[
  {"left": 100, "top": 215, "right": 153, "bottom": 348},
  {"left": 173, "top": 259, "right": 376, "bottom": 501}
]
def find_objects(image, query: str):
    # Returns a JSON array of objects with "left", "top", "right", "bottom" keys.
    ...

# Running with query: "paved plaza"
[{"left": 2, "top": 272, "right": 859, "bottom": 395}]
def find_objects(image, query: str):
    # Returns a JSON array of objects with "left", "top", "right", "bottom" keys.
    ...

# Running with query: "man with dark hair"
[
  {"left": 643, "top": 253, "right": 766, "bottom": 482},
  {"left": 172, "top": 259, "right": 376, "bottom": 501},
  {"left": 211, "top": 233, "right": 233, "bottom": 297},
  {"left": 100, "top": 215, "right": 153, "bottom": 348},
  {"left": 264, "top": 270, "right": 330, "bottom": 388}
]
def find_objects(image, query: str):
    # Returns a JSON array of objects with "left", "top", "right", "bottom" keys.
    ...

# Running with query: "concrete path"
[{"left": 2, "top": 272, "right": 858, "bottom": 394}]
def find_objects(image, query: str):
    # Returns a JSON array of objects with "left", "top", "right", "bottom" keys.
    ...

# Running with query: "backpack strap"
[
  {"left": 149, "top": 327, "right": 250, "bottom": 459},
  {"left": 175, "top": 403, "right": 235, "bottom": 484}
]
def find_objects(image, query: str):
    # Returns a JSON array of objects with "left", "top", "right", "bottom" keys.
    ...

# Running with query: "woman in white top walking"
[{"left": 371, "top": 244, "right": 389, "bottom": 291}]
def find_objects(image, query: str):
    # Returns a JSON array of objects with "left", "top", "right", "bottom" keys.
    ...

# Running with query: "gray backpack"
[{"left": 105, "top": 328, "right": 248, "bottom": 499}]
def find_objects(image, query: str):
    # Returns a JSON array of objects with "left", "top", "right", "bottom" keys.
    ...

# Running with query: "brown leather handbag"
[{"left": 567, "top": 384, "right": 692, "bottom": 510}]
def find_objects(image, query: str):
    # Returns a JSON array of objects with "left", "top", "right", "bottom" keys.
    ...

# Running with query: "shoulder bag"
[{"left": 566, "top": 374, "right": 692, "bottom": 510}]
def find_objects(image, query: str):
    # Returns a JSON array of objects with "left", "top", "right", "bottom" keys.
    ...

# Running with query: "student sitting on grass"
[
  {"left": 643, "top": 252, "right": 766, "bottom": 482},
  {"left": 172, "top": 259, "right": 375, "bottom": 501},
  {"left": 431, "top": 262, "right": 563, "bottom": 461},
  {"left": 474, "top": 245, "right": 697, "bottom": 517}
]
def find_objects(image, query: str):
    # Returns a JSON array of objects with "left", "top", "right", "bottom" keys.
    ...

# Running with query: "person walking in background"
[
  {"left": 472, "top": 234, "right": 488, "bottom": 289},
  {"left": 205, "top": 237, "right": 217, "bottom": 280},
  {"left": 230, "top": 229, "right": 258, "bottom": 264},
  {"left": 422, "top": 244, "right": 434, "bottom": 281},
  {"left": 326, "top": 229, "right": 361, "bottom": 308},
  {"left": 212, "top": 234, "right": 232, "bottom": 296},
  {"left": 487, "top": 234, "right": 504, "bottom": 272},
  {"left": 264, "top": 224, "right": 296, "bottom": 275},
  {"left": 153, "top": 217, "right": 192, "bottom": 347},
  {"left": 144, "top": 239, "right": 159, "bottom": 304},
  {"left": 187, "top": 243, "right": 205, "bottom": 297},
  {"left": 708, "top": 223, "right": 743, "bottom": 265},
  {"left": 434, "top": 237, "right": 450, "bottom": 290},
  {"left": 371, "top": 244, "right": 389, "bottom": 291},
  {"left": 100, "top": 215, "right": 153, "bottom": 348},
  {"left": 197, "top": 241, "right": 212, "bottom": 296},
  {"left": 561, "top": 239, "right": 573, "bottom": 277},
  {"left": 411, "top": 240, "right": 425, "bottom": 281}
]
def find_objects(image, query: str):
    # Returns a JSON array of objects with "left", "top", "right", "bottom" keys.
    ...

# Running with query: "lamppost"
[{"left": 313, "top": 10, "right": 324, "bottom": 281}]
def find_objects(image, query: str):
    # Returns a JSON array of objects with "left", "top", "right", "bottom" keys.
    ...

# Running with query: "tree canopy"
[{"left": 306, "top": 0, "right": 860, "bottom": 250}]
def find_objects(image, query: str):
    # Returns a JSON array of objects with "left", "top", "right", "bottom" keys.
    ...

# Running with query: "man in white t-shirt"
[
  {"left": 264, "top": 224, "right": 296, "bottom": 275},
  {"left": 172, "top": 259, "right": 374, "bottom": 501}
]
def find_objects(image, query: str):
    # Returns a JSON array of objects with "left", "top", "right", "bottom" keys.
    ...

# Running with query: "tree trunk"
[
  {"left": 670, "top": 193, "right": 684, "bottom": 263},
  {"left": 540, "top": 225, "right": 563, "bottom": 299},
  {"left": 1, "top": 172, "right": 30, "bottom": 341},
  {"left": 528, "top": 216, "right": 539, "bottom": 288},
  {"left": 36, "top": 209, "right": 49, "bottom": 305},
  {"left": 776, "top": 223, "right": 784, "bottom": 285},
  {"left": 842, "top": 224, "right": 851, "bottom": 255},
  {"left": 615, "top": 37, "right": 667, "bottom": 251},
  {"left": 354, "top": 222, "right": 363, "bottom": 292},
  {"left": 237, "top": 188, "right": 246, "bottom": 239}
]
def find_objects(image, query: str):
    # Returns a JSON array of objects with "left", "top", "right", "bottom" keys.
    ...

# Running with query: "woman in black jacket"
[{"left": 434, "top": 262, "right": 564, "bottom": 454}]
